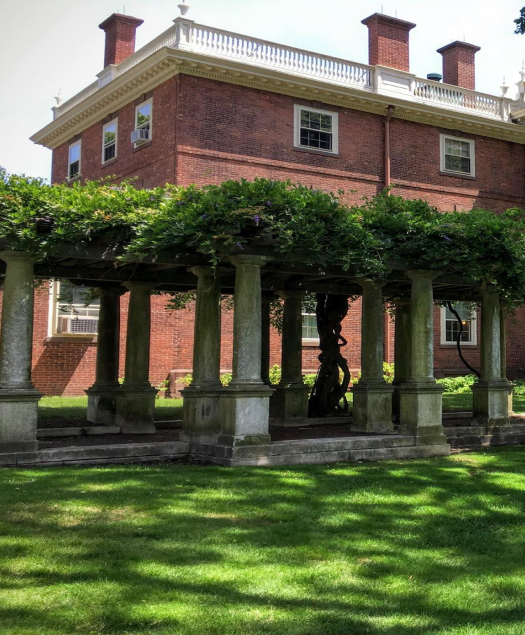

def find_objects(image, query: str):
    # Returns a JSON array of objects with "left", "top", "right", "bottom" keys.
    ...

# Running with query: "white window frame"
[
  {"left": 440, "top": 134, "right": 476, "bottom": 177},
  {"left": 440, "top": 304, "right": 477, "bottom": 346},
  {"left": 302, "top": 312, "right": 320, "bottom": 344},
  {"left": 68, "top": 140, "right": 81, "bottom": 180},
  {"left": 48, "top": 280, "right": 100, "bottom": 338},
  {"left": 294, "top": 105, "right": 339, "bottom": 154},
  {"left": 102, "top": 119, "right": 118, "bottom": 164},
  {"left": 134, "top": 98, "right": 153, "bottom": 145}
]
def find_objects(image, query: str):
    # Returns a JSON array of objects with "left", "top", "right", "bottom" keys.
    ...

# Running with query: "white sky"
[{"left": 1, "top": 0, "right": 524, "bottom": 181}]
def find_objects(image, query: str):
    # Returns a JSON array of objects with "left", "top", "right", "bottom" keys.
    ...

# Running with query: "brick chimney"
[
  {"left": 99, "top": 13, "right": 144, "bottom": 68},
  {"left": 437, "top": 41, "right": 481, "bottom": 90},
  {"left": 361, "top": 13, "right": 416, "bottom": 72}
]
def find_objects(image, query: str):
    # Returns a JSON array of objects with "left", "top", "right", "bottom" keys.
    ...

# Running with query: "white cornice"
[{"left": 31, "top": 48, "right": 525, "bottom": 149}]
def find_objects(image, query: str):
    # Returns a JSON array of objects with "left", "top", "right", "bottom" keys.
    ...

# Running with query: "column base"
[
  {"left": 472, "top": 381, "right": 512, "bottom": 428},
  {"left": 0, "top": 388, "right": 42, "bottom": 453},
  {"left": 181, "top": 385, "right": 223, "bottom": 443},
  {"left": 270, "top": 382, "right": 310, "bottom": 425},
  {"left": 86, "top": 384, "right": 120, "bottom": 425},
  {"left": 219, "top": 384, "right": 272, "bottom": 445},
  {"left": 115, "top": 385, "right": 157, "bottom": 434},
  {"left": 352, "top": 382, "right": 394, "bottom": 433},
  {"left": 398, "top": 382, "right": 448, "bottom": 445}
]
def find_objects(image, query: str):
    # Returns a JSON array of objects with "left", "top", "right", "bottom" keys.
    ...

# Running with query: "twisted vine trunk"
[
  {"left": 446, "top": 301, "right": 480, "bottom": 378},
  {"left": 308, "top": 294, "right": 351, "bottom": 417}
]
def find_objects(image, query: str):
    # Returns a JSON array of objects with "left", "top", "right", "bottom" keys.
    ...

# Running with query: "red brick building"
[{"left": 29, "top": 9, "right": 525, "bottom": 395}]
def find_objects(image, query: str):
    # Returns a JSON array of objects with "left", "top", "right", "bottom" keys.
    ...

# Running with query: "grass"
[
  {"left": 2, "top": 447, "right": 525, "bottom": 634},
  {"left": 38, "top": 396, "right": 183, "bottom": 422}
]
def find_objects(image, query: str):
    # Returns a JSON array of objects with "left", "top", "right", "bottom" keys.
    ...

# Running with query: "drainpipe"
[{"left": 384, "top": 105, "right": 395, "bottom": 191}]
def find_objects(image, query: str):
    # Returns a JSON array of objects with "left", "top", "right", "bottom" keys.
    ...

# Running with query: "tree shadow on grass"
[{"left": 0, "top": 447, "right": 525, "bottom": 634}]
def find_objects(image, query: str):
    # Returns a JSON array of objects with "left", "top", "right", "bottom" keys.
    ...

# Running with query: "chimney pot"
[
  {"left": 99, "top": 13, "right": 144, "bottom": 68},
  {"left": 437, "top": 41, "right": 480, "bottom": 90},
  {"left": 361, "top": 13, "right": 416, "bottom": 72}
]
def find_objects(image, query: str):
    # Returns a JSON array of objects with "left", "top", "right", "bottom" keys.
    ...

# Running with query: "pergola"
[{"left": 0, "top": 240, "right": 513, "bottom": 463}]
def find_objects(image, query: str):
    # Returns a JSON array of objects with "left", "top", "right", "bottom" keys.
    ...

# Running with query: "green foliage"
[
  {"left": 302, "top": 373, "right": 317, "bottom": 388},
  {"left": 3, "top": 172, "right": 525, "bottom": 305},
  {"left": 269, "top": 364, "right": 282, "bottom": 385},
  {"left": 513, "top": 379, "right": 525, "bottom": 396},
  {"left": 220, "top": 373, "right": 232, "bottom": 386},
  {"left": 436, "top": 374, "right": 478, "bottom": 394},
  {"left": 515, "top": 7, "right": 525, "bottom": 33}
]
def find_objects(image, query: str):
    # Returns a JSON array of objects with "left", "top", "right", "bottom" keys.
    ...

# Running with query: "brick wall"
[{"left": 43, "top": 72, "right": 525, "bottom": 393}]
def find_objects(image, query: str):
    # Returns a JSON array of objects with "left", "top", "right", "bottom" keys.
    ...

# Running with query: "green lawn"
[
  {"left": 2, "top": 448, "right": 525, "bottom": 634},
  {"left": 38, "top": 396, "right": 183, "bottom": 422}
]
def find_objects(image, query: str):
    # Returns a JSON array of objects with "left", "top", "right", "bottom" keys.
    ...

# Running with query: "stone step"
[
  {"left": 0, "top": 441, "right": 190, "bottom": 467},
  {"left": 37, "top": 426, "right": 121, "bottom": 438}
]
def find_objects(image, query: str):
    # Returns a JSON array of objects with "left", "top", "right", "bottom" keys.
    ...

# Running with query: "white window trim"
[
  {"left": 294, "top": 105, "right": 339, "bottom": 154},
  {"left": 440, "top": 134, "right": 475, "bottom": 177},
  {"left": 68, "top": 140, "right": 81, "bottom": 180},
  {"left": 440, "top": 305, "right": 477, "bottom": 346},
  {"left": 47, "top": 280, "right": 99, "bottom": 338},
  {"left": 302, "top": 312, "right": 320, "bottom": 344},
  {"left": 102, "top": 118, "right": 118, "bottom": 164},
  {"left": 134, "top": 98, "right": 153, "bottom": 144}
]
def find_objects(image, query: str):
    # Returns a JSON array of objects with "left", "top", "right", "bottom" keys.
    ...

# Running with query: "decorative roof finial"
[
  {"left": 178, "top": 0, "right": 190, "bottom": 16},
  {"left": 500, "top": 77, "right": 509, "bottom": 97},
  {"left": 54, "top": 88, "right": 63, "bottom": 106}
]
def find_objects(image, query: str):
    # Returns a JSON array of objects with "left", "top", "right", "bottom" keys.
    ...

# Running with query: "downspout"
[
  {"left": 384, "top": 105, "right": 395, "bottom": 191},
  {"left": 383, "top": 106, "right": 395, "bottom": 364}
]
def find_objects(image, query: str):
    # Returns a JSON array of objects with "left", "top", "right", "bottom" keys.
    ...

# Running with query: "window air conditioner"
[{"left": 131, "top": 128, "right": 150, "bottom": 143}]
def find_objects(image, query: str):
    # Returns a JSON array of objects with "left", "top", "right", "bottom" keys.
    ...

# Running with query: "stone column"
[
  {"left": 220, "top": 255, "right": 272, "bottom": 446},
  {"left": 182, "top": 267, "right": 223, "bottom": 442},
  {"left": 398, "top": 271, "right": 448, "bottom": 447},
  {"left": 115, "top": 282, "right": 157, "bottom": 433},
  {"left": 392, "top": 295, "right": 411, "bottom": 421},
  {"left": 501, "top": 306, "right": 513, "bottom": 415},
  {"left": 271, "top": 290, "right": 310, "bottom": 424},
  {"left": 261, "top": 295, "right": 272, "bottom": 386},
  {"left": 352, "top": 281, "right": 393, "bottom": 433},
  {"left": 0, "top": 251, "right": 41, "bottom": 453},
  {"left": 472, "top": 289, "right": 512, "bottom": 427},
  {"left": 86, "top": 287, "right": 125, "bottom": 426}
]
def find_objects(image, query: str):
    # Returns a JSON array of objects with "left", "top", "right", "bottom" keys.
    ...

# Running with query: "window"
[
  {"left": 68, "top": 141, "right": 81, "bottom": 179},
  {"left": 302, "top": 313, "right": 319, "bottom": 342},
  {"left": 49, "top": 280, "right": 100, "bottom": 336},
  {"left": 440, "top": 302, "right": 477, "bottom": 345},
  {"left": 294, "top": 105, "right": 338, "bottom": 154},
  {"left": 440, "top": 135, "right": 475, "bottom": 177},
  {"left": 102, "top": 120, "right": 118, "bottom": 163},
  {"left": 134, "top": 99, "right": 152, "bottom": 143}
]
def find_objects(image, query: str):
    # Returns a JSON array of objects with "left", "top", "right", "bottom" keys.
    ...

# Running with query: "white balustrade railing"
[
  {"left": 414, "top": 78, "right": 503, "bottom": 117},
  {"left": 54, "top": 19, "right": 511, "bottom": 123}
]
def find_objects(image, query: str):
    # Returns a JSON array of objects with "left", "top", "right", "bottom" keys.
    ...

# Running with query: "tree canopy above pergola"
[{"left": 1, "top": 169, "right": 525, "bottom": 305}]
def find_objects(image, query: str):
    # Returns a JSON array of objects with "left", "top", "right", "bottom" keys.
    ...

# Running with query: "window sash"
[
  {"left": 302, "top": 314, "right": 319, "bottom": 340},
  {"left": 441, "top": 135, "right": 475, "bottom": 176},
  {"left": 68, "top": 142, "right": 81, "bottom": 179},
  {"left": 50, "top": 281, "right": 100, "bottom": 336},
  {"left": 294, "top": 105, "right": 338, "bottom": 154},
  {"left": 441, "top": 303, "right": 476, "bottom": 344},
  {"left": 103, "top": 121, "right": 117, "bottom": 163}
]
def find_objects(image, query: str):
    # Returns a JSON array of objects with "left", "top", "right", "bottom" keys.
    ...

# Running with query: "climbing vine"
[{"left": 2, "top": 169, "right": 525, "bottom": 305}]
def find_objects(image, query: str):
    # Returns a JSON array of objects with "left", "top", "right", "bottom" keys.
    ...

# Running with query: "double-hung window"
[
  {"left": 68, "top": 141, "right": 81, "bottom": 179},
  {"left": 302, "top": 313, "right": 319, "bottom": 343},
  {"left": 294, "top": 105, "right": 338, "bottom": 154},
  {"left": 440, "top": 302, "right": 477, "bottom": 345},
  {"left": 440, "top": 134, "right": 475, "bottom": 177},
  {"left": 49, "top": 280, "right": 100, "bottom": 336},
  {"left": 102, "top": 120, "right": 118, "bottom": 163},
  {"left": 133, "top": 99, "right": 152, "bottom": 144}
]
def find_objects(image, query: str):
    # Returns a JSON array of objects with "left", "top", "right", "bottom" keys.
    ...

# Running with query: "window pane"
[
  {"left": 56, "top": 282, "right": 100, "bottom": 335},
  {"left": 104, "top": 124, "right": 116, "bottom": 146},
  {"left": 69, "top": 161, "right": 79, "bottom": 178},
  {"left": 69, "top": 143, "right": 80, "bottom": 163},
  {"left": 137, "top": 103, "right": 151, "bottom": 129},
  {"left": 104, "top": 144, "right": 116, "bottom": 162},
  {"left": 445, "top": 154, "right": 470, "bottom": 174},
  {"left": 302, "top": 314, "right": 319, "bottom": 340}
]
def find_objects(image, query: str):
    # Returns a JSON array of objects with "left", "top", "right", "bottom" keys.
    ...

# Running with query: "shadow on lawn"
[{"left": 1, "top": 449, "right": 525, "bottom": 634}]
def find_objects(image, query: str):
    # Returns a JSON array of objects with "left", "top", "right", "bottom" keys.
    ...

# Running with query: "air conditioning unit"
[{"left": 131, "top": 128, "right": 150, "bottom": 143}]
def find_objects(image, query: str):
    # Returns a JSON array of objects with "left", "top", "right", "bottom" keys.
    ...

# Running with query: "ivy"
[{"left": 2, "top": 170, "right": 525, "bottom": 306}]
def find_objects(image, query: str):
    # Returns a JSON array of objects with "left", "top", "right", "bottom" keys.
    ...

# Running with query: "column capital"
[
  {"left": 95, "top": 286, "right": 127, "bottom": 297},
  {"left": 406, "top": 269, "right": 442, "bottom": 281},
  {"left": 229, "top": 254, "right": 269, "bottom": 268},
  {"left": 357, "top": 278, "right": 386, "bottom": 289},
  {"left": 0, "top": 250, "right": 36, "bottom": 264},
  {"left": 278, "top": 290, "right": 306, "bottom": 300},
  {"left": 123, "top": 281, "right": 156, "bottom": 293},
  {"left": 189, "top": 265, "right": 232, "bottom": 279},
  {"left": 480, "top": 286, "right": 499, "bottom": 296}
]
